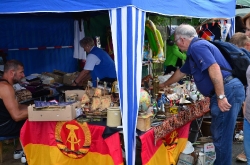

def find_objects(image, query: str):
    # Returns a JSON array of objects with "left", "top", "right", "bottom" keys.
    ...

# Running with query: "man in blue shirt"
[
  {"left": 159, "top": 24, "right": 245, "bottom": 165},
  {"left": 73, "top": 37, "right": 117, "bottom": 87}
]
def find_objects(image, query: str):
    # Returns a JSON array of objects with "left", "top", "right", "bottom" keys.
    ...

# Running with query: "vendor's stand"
[
  {"left": 20, "top": 74, "right": 211, "bottom": 165},
  {"left": 20, "top": 95, "right": 210, "bottom": 165},
  {"left": 0, "top": 0, "right": 236, "bottom": 165}
]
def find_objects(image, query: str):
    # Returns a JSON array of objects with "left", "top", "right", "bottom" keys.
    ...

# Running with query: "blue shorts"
[{"left": 0, "top": 119, "right": 26, "bottom": 136}]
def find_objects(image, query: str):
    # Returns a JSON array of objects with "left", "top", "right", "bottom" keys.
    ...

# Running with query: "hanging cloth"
[{"left": 73, "top": 19, "right": 86, "bottom": 59}]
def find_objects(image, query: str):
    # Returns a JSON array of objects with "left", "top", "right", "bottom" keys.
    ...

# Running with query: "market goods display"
[
  {"left": 139, "top": 88, "right": 151, "bottom": 111},
  {"left": 91, "top": 97, "right": 102, "bottom": 110},
  {"left": 15, "top": 89, "right": 32, "bottom": 102},
  {"left": 140, "top": 73, "right": 209, "bottom": 136},
  {"left": 81, "top": 93, "right": 90, "bottom": 104},
  {"left": 153, "top": 97, "right": 210, "bottom": 141},
  {"left": 81, "top": 82, "right": 120, "bottom": 121},
  {"left": 145, "top": 19, "right": 164, "bottom": 59}
]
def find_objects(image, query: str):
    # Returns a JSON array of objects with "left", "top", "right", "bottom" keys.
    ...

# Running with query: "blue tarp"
[
  {"left": 0, "top": 13, "right": 77, "bottom": 75},
  {"left": 0, "top": 0, "right": 236, "bottom": 18}
]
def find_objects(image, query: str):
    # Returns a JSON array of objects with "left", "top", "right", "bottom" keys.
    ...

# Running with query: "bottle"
[{"left": 152, "top": 99, "right": 158, "bottom": 115}]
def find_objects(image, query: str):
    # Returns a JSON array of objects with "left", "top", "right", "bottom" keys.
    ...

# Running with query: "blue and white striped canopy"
[
  {"left": 0, "top": 1, "right": 236, "bottom": 165},
  {"left": 109, "top": 7, "right": 145, "bottom": 164}
]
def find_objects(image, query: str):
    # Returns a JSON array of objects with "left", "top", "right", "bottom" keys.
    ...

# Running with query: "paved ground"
[
  {"left": 232, "top": 142, "right": 247, "bottom": 165},
  {"left": 0, "top": 139, "right": 247, "bottom": 165},
  {"left": 1, "top": 139, "right": 23, "bottom": 165}
]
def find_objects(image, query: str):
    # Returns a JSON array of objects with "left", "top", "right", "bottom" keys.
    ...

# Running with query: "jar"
[{"left": 107, "top": 107, "right": 121, "bottom": 127}]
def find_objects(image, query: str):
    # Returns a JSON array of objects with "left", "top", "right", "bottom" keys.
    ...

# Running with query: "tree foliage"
[{"left": 148, "top": 14, "right": 201, "bottom": 27}]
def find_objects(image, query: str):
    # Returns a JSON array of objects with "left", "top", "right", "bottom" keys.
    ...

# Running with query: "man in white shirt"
[{"left": 72, "top": 37, "right": 116, "bottom": 87}]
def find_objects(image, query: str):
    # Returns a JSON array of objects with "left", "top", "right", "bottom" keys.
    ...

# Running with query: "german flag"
[
  {"left": 20, "top": 120, "right": 124, "bottom": 165},
  {"left": 140, "top": 122, "right": 191, "bottom": 165}
]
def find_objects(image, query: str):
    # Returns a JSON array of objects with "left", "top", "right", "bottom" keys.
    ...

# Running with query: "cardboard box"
[
  {"left": 28, "top": 101, "right": 81, "bottom": 121},
  {"left": 63, "top": 72, "right": 79, "bottom": 85},
  {"left": 136, "top": 115, "right": 151, "bottom": 131},
  {"left": 196, "top": 152, "right": 205, "bottom": 165},
  {"left": 65, "top": 90, "right": 85, "bottom": 101},
  {"left": 42, "top": 70, "right": 66, "bottom": 83},
  {"left": 177, "top": 153, "right": 194, "bottom": 165},
  {"left": 204, "top": 143, "right": 216, "bottom": 165},
  {"left": 42, "top": 72, "right": 61, "bottom": 83}
]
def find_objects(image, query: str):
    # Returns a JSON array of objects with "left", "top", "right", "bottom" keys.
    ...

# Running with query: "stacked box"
[{"left": 28, "top": 101, "right": 81, "bottom": 121}]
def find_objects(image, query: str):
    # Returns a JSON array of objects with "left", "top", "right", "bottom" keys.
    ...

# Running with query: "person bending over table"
[
  {"left": 0, "top": 60, "right": 28, "bottom": 164},
  {"left": 159, "top": 24, "right": 245, "bottom": 165},
  {"left": 72, "top": 37, "right": 117, "bottom": 87}
]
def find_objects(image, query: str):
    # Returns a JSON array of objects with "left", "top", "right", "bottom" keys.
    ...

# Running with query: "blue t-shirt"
[{"left": 180, "top": 38, "right": 232, "bottom": 96}]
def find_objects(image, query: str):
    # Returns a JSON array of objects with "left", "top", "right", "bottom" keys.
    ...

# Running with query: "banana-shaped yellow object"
[
  {"left": 145, "top": 19, "right": 164, "bottom": 58},
  {"left": 156, "top": 29, "right": 164, "bottom": 48}
]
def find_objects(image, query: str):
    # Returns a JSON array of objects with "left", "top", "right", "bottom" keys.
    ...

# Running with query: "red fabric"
[
  {"left": 201, "top": 30, "right": 212, "bottom": 39},
  {"left": 20, "top": 120, "right": 122, "bottom": 155},
  {"left": 140, "top": 122, "right": 191, "bottom": 165},
  {"left": 165, "top": 122, "right": 191, "bottom": 143},
  {"left": 140, "top": 129, "right": 163, "bottom": 164},
  {"left": 104, "top": 132, "right": 124, "bottom": 165},
  {"left": 21, "top": 120, "right": 58, "bottom": 146}
]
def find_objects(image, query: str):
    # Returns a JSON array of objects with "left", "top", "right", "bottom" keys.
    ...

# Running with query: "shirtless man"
[{"left": 0, "top": 59, "right": 27, "bottom": 164}]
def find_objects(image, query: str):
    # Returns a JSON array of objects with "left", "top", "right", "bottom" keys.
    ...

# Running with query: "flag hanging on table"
[
  {"left": 140, "top": 122, "right": 191, "bottom": 165},
  {"left": 20, "top": 120, "right": 124, "bottom": 165}
]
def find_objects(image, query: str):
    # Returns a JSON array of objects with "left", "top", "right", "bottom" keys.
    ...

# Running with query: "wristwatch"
[{"left": 217, "top": 94, "right": 226, "bottom": 100}]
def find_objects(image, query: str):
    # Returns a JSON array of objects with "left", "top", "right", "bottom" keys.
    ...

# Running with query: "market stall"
[
  {"left": 0, "top": 1, "right": 236, "bottom": 165},
  {"left": 19, "top": 76, "right": 210, "bottom": 165},
  {"left": 20, "top": 95, "right": 210, "bottom": 165}
]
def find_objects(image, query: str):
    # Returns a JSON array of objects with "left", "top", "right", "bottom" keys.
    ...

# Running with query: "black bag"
[{"left": 209, "top": 40, "right": 250, "bottom": 85}]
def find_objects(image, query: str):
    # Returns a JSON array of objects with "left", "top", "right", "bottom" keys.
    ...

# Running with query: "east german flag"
[
  {"left": 140, "top": 122, "right": 191, "bottom": 165},
  {"left": 20, "top": 120, "right": 124, "bottom": 165}
]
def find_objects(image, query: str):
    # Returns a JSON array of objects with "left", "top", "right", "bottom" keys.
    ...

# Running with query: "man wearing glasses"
[{"left": 159, "top": 24, "right": 245, "bottom": 165}]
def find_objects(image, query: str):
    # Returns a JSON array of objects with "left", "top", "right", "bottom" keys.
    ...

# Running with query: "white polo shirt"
[{"left": 84, "top": 47, "right": 101, "bottom": 71}]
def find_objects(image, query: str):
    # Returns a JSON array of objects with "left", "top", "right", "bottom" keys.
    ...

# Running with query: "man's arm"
[
  {"left": 159, "top": 69, "right": 186, "bottom": 88},
  {"left": 2, "top": 84, "right": 28, "bottom": 121},
  {"left": 208, "top": 63, "right": 231, "bottom": 112},
  {"left": 19, "top": 104, "right": 28, "bottom": 111},
  {"left": 208, "top": 63, "right": 224, "bottom": 95},
  {"left": 73, "top": 70, "right": 91, "bottom": 86}
]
